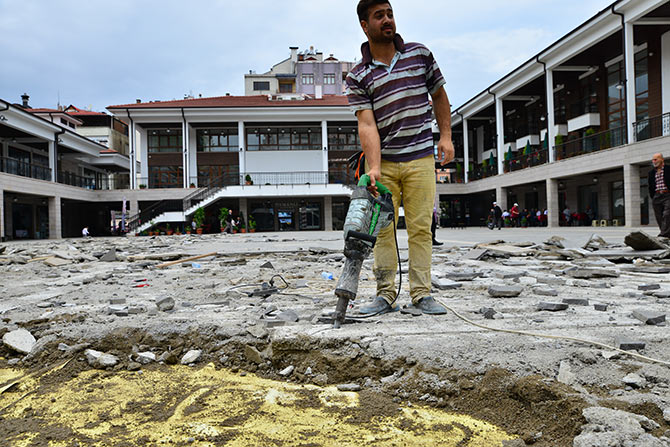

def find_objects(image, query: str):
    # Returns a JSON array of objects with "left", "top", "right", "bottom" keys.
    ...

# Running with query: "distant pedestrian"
[
  {"left": 492, "top": 202, "right": 502, "bottom": 230},
  {"left": 563, "top": 206, "right": 571, "bottom": 226},
  {"left": 510, "top": 203, "right": 520, "bottom": 227},
  {"left": 431, "top": 206, "right": 443, "bottom": 245},
  {"left": 82, "top": 227, "right": 90, "bottom": 237},
  {"left": 649, "top": 153, "right": 670, "bottom": 238}
]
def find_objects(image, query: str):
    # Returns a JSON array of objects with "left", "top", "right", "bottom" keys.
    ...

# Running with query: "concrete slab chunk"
[
  {"left": 616, "top": 338, "right": 646, "bottom": 351},
  {"left": 488, "top": 285, "right": 523, "bottom": 298},
  {"left": 431, "top": 276, "right": 463, "bottom": 290},
  {"left": 594, "top": 303, "right": 609, "bottom": 312},
  {"left": 534, "top": 287, "right": 559, "bottom": 297},
  {"left": 180, "top": 349, "right": 202, "bottom": 365},
  {"left": 44, "top": 257, "right": 72, "bottom": 267},
  {"left": 624, "top": 231, "right": 668, "bottom": 251},
  {"left": 638, "top": 284, "right": 661, "bottom": 291},
  {"left": 632, "top": 309, "right": 666, "bottom": 325},
  {"left": 562, "top": 298, "right": 589, "bottom": 306},
  {"left": 2, "top": 328, "right": 37, "bottom": 354},
  {"left": 537, "top": 302, "right": 569, "bottom": 311},
  {"left": 99, "top": 248, "right": 118, "bottom": 262},
  {"left": 464, "top": 248, "right": 488, "bottom": 260}
]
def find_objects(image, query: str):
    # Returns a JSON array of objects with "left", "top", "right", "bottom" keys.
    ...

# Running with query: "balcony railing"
[
  {"left": 0, "top": 157, "right": 51, "bottom": 181},
  {"left": 242, "top": 171, "right": 329, "bottom": 185},
  {"left": 634, "top": 113, "right": 670, "bottom": 142},
  {"left": 57, "top": 171, "right": 128, "bottom": 190},
  {"left": 468, "top": 163, "right": 498, "bottom": 181},
  {"left": 555, "top": 125, "right": 626, "bottom": 161},
  {"left": 504, "top": 148, "right": 548, "bottom": 173}
]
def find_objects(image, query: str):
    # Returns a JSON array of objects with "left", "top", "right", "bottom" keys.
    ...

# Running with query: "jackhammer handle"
[
  {"left": 358, "top": 174, "right": 391, "bottom": 196},
  {"left": 345, "top": 230, "right": 377, "bottom": 245}
]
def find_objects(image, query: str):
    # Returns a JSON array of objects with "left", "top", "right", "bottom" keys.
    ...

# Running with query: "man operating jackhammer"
[{"left": 346, "top": 0, "right": 455, "bottom": 316}]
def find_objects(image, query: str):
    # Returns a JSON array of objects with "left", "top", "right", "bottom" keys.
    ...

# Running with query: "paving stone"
[
  {"left": 277, "top": 309, "right": 299, "bottom": 323},
  {"left": 136, "top": 351, "right": 156, "bottom": 364},
  {"left": 565, "top": 267, "right": 619, "bottom": 279},
  {"left": 337, "top": 383, "right": 362, "bottom": 392},
  {"left": 444, "top": 271, "right": 480, "bottom": 281},
  {"left": 616, "top": 338, "right": 646, "bottom": 351},
  {"left": 85, "top": 349, "right": 119, "bottom": 368},
  {"left": 534, "top": 287, "right": 559, "bottom": 297},
  {"left": 535, "top": 276, "right": 567, "bottom": 286},
  {"left": 624, "top": 231, "right": 668, "bottom": 251},
  {"left": 264, "top": 320, "right": 286, "bottom": 328},
  {"left": 464, "top": 248, "right": 488, "bottom": 260},
  {"left": 431, "top": 276, "right": 463, "bottom": 290},
  {"left": 494, "top": 271, "right": 524, "bottom": 280},
  {"left": 279, "top": 365, "right": 295, "bottom": 377},
  {"left": 109, "top": 297, "right": 126, "bottom": 305},
  {"left": 180, "top": 349, "right": 202, "bottom": 365},
  {"left": 44, "top": 257, "right": 72, "bottom": 267},
  {"left": 99, "top": 248, "right": 117, "bottom": 262},
  {"left": 594, "top": 303, "right": 609, "bottom": 312},
  {"left": 638, "top": 284, "right": 661, "bottom": 291},
  {"left": 537, "top": 302, "right": 569, "bottom": 311},
  {"left": 244, "top": 345, "right": 263, "bottom": 364},
  {"left": 156, "top": 296, "right": 175, "bottom": 312},
  {"left": 488, "top": 285, "right": 523, "bottom": 298},
  {"left": 622, "top": 373, "right": 646, "bottom": 388},
  {"left": 562, "top": 298, "right": 590, "bottom": 306},
  {"left": 652, "top": 290, "right": 670, "bottom": 299},
  {"left": 2, "top": 328, "right": 37, "bottom": 354},
  {"left": 632, "top": 309, "right": 666, "bottom": 326}
]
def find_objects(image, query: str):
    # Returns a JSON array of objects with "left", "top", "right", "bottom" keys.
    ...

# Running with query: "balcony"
[
  {"left": 58, "top": 171, "right": 130, "bottom": 190},
  {"left": 504, "top": 148, "right": 548, "bottom": 173},
  {"left": 515, "top": 134, "right": 540, "bottom": 150},
  {"left": 0, "top": 157, "right": 51, "bottom": 181},
  {"left": 568, "top": 99, "right": 600, "bottom": 132},
  {"left": 634, "top": 113, "right": 670, "bottom": 142},
  {"left": 555, "top": 125, "right": 626, "bottom": 160},
  {"left": 468, "top": 163, "right": 498, "bottom": 181}
]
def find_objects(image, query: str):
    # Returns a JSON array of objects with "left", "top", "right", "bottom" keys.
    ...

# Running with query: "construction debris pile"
[{"left": 1, "top": 230, "right": 669, "bottom": 446}]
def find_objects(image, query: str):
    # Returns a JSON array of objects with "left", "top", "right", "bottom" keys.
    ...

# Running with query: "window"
[
  {"left": 246, "top": 126, "right": 322, "bottom": 151},
  {"left": 148, "top": 129, "right": 182, "bottom": 153},
  {"left": 607, "top": 62, "right": 625, "bottom": 130},
  {"left": 253, "top": 81, "right": 270, "bottom": 91},
  {"left": 279, "top": 82, "right": 293, "bottom": 93},
  {"left": 324, "top": 74, "right": 336, "bottom": 85},
  {"left": 60, "top": 118, "right": 67, "bottom": 125},
  {"left": 327, "top": 126, "right": 360, "bottom": 151},
  {"left": 302, "top": 74, "right": 314, "bottom": 85},
  {"left": 196, "top": 128, "right": 239, "bottom": 152},
  {"left": 149, "top": 166, "right": 183, "bottom": 188},
  {"left": 198, "top": 165, "right": 239, "bottom": 187},
  {"left": 635, "top": 50, "right": 649, "bottom": 122},
  {"left": 68, "top": 122, "right": 75, "bottom": 129}
]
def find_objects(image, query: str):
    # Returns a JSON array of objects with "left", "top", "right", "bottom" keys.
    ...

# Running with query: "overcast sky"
[{"left": 0, "top": 0, "right": 614, "bottom": 113}]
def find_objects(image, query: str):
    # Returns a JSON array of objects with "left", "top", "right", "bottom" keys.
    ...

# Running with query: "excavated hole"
[{"left": 1, "top": 327, "right": 669, "bottom": 446}]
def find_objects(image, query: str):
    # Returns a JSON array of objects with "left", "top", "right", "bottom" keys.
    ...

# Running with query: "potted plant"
[
  {"left": 219, "top": 207, "right": 230, "bottom": 232},
  {"left": 149, "top": 221, "right": 155, "bottom": 236},
  {"left": 189, "top": 183, "right": 196, "bottom": 188},
  {"left": 239, "top": 213, "right": 246, "bottom": 233},
  {"left": 139, "top": 184, "right": 147, "bottom": 189},
  {"left": 248, "top": 215, "right": 256, "bottom": 233},
  {"left": 193, "top": 207, "right": 205, "bottom": 235},
  {"left": 166, "top": 223, "right": 173, "bottom": 235},
  {"left": 245, "top": 174, "right": 253, "bottom": 185}
]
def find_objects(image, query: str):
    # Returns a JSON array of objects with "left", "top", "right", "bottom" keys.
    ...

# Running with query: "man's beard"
[{"left": 371, "top": 27, "right": 395, "bottom": 44}]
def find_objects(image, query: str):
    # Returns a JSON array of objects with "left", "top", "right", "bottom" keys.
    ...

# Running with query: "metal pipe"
[{"left": 125, "top": 109, "right": 134, "bottom": 189}]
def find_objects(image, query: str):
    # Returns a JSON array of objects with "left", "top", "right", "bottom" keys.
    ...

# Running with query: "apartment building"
[
  {"left": 244, "top": 46, "right": 354, "bottom": 97},
  {"left": 440, "top": 0, "right": 670, "bottom": 229}
]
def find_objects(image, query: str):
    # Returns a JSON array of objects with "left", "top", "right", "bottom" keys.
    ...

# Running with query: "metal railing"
[
  {"left": 183, "top": 173, "right": 240, "bottom": 211},
  {"left": 127, "top": 200, "right": 184, "bottom": 233},
  {"left": 468, "top": 163, "right": 498, "bottom": 181},
  {"left": 242, "top": 171, "right": 329, "bottom": 185},
  {"left": 555, "top": 125, "right": 626, "bottom": 160},
  {"left": 0, "top": 157, "right": 51, "bottom": 181},
  {"left": 634, "top": 112, "right": 670, "bottom": 142},
  {"left": 57, "top": 171, "right": 131, "bottom": 190},
  {"left": 503, "top": 148, "right": 548, "bottom": 173}
]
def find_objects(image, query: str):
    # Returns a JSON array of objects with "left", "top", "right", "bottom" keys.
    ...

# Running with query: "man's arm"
[
  {"left": 431, "top": 87, "right": 455, "bottom": 166},
  {"left": 356, "top": 109, "right": 382, "bottom": 195}
]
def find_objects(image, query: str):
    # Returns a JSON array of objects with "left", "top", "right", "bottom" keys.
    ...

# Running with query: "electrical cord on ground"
[
  {"left": 393, "top": 218, "right": 402, "bottom": 303},
  {"left": 433, "top": 297, "right": 670, "bottom": 367}
]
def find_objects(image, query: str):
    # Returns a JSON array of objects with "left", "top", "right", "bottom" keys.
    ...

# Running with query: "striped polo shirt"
[{"left": 346, "top": 34, "right": 446, "bottom": 161}]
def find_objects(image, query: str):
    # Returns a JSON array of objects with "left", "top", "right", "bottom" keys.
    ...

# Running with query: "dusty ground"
[{"left": 0, "top": 227, "right": 669, "bottom": 446}]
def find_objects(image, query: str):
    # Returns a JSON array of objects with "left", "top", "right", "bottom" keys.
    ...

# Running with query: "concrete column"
[
  {"left": 463, "top": 119, "right": 470, "bottom": 183},
  {"left": 625, "top": 22, "right": 636, "bottom": 143},
  {"left": 323, "top": 196, "right": 333, "bottom": 230},
  {"left": 624, "top": 164, "right": 641, "bottom": 227},
  {"left": 188, "top": 124, "right": 197, "bottom": 186},
  {"left": 546, "top": 179, "right": 560, "bottom": 228},
  {"left": 137, "top": 127, "right": 148, "bottom": 187},
  {"left": 129, "top": 199, "right": 139, "bottom": 217},
  {"left": 495, "top": 186, "right": 507, "bottom": 211},
  {"left": 48, "top": 140, "right": 56, "bottom": 182},
  {"left": 238, "top": 121, "right": 245, "bottom": 185},
  {"left": 239, "top": 198, "right": 248, "bottom": 224},
  {"left": 495, "top": 97, "right": 505, "bottom": 174},
  {"left": 129, "top": 119, "right": 137, "bottom": 189},
  {"left": 662, "top": 31, "right": 670, "bottom": 114},
  {"left": 4, "top": 199, "right": 12, "bottom": 240},
  {"left": 321, "top": 121, "right": 329, "bottom": 181},
  {"left": 545, "top": 68, "right": 556, "bottom": 162},
  {"left": 48, "top": 196, "right": 61, "bottom": 240},
  {"left": 0, "top": 188, "right": 4, "bottom": 241},
  {"left": 182, "top": 119, "right": 189, "bottom": 188}
]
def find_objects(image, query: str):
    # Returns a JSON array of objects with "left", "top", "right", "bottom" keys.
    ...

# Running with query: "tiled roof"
[
  {"left": 108, "top": 94, "right": 349, "bottom": 109},
  {"left": 64, "top": 105, "right": 109, "bottom": 116},
  {"left": 26, "top": 108, "right": 62, "bottom": 113}
]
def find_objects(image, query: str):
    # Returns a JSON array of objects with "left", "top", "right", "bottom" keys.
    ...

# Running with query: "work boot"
[
  {"left": 358, "top": 296, "right": 398, "bottom": 316},
  {"left": 432, "top": 239, "right": 443, "bottom": 246},
  {"left": 411, "top": 296, "right": 447, "bottom": 315}
]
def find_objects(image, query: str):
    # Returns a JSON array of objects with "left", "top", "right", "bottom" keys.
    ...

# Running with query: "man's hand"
[
  {"left": 367, "top": 165, "right": 381, "bottom": 196},
  {"left": 437, "top": 137, "right": 455, "bottom": 166}
]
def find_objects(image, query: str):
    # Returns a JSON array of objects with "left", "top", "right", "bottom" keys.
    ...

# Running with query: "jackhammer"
[{"left": 333, "top": 174, "right": 394, "bottom": 328}]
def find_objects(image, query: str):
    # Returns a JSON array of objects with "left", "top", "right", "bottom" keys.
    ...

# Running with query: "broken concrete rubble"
[{"left": 2, "top": 328, "right": 37, "bottom": 354}]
